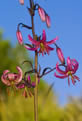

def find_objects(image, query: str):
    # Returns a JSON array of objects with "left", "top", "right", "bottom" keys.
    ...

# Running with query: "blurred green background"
[{"left": 0, "top": 31, "right": 82, "bottom": 121}]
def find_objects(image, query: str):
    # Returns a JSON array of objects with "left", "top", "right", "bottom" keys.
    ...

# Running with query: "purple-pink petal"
[
  {"left": 67, "top": 57, "right": 72, "bottom": 70},
  {"left": 73, "top": 75, "right": 80, "bottom": 81},
  {"left": 1, "top": 66, "right": 23, "bottom": 86},
  {"left": 54, "top": 72, "right": 68, "bottom": 79},
  {"left": 46, "top": 37, "right": 58, "bottom": 45},
  {"left": 24, "top": 45, "right": 37, "bottom": 51},
  {"left": 71, "top": 59, "right": 79, "bottom": 73},
  {"left": 17, "top": 83, "right": 25, "bottom": 89},
  {"left": 14, "top": 66, "right": 23, "bottom": 84},
  {"left": 32, "top": 82, "right": 36, "bottom": 87},
  {"left": 47, "top": 46, "right": 54, "bottom": 51},
  {"left": 27, "top": 75, "right": 31, "bottom": 83},
  {"left": 3, "top": 70, "right": 10, "bottom": 75},
  {"left": 71, "top": 77, "right": 76, "bottom": 85},
  {"left": 1, "top": 74, "right": 10, "bottom": 86},
  {"left": 56, "top": 62, "right": 67, "bottom": 75},
  {"left": 28, "top": 35, "right": 39, "bottom": 45}
]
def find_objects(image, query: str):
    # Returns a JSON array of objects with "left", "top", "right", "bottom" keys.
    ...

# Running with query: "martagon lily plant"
[{"left": 0, "top": 0, "right": 80, "bottom": 121}]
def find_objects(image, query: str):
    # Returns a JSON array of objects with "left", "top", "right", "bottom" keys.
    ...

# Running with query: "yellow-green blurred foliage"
[{"left": 0, "top": 31, "right": 82, "bottom": 121}]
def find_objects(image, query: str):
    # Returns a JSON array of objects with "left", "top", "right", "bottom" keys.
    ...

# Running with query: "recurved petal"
[
  {"left": 71, "top": 59, "right": 79, "bottom": 73},
  {"left": 71, "top": 77, "right": 76, "bottom": 85},
  {"left": 56, "top": 62, "right": 67, "bottom": 75},
  {"left": 3, "top": 70, "right": 10, "bottom": 75},
  {"left": 15, "top": 66, "right": 23, "bottom": 84},
  {"left": 67, "top": 57, "right": 72, "bottom": 70},
  {"left": 17, "top": 83, "right": 25, "bottom": 89},
  {"left": 24, "top": 45, "right": 37, "bottom": 51},
  {"left": 73, "top": 75, "right": 80, "bottom": 81},
  {"left": 27, "top": 75, "right": 31, "bottom": 83},
  {"left": 47, "top": 46, "right": 54, "bottom": 50},
  {"left": 1, "top": 70, "right": 11, "bottom": 85},
  {"left": 54, "top": 72, "right": 68, "bottom": 79}
]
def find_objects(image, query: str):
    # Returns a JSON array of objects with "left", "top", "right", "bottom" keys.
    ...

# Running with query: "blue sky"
[{"left": 0, "top": 0, "right": 82, "bottom": 105}]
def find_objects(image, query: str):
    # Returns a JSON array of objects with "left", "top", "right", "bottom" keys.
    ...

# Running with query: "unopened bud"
[
  {"left": 38, "top": 7, "right": 46, "bottom": 22},
  {"left": 56, "top": 47, "right": 65, "bottom": 64},
  {"left": 46, "top": 15, "right": 51, "bottom": 27},
  {"left": 19, "top": 0, "right": 24, "bottom": 5},
  {"left": 16, "top": 30, "right": 23, "bottom": 45}
]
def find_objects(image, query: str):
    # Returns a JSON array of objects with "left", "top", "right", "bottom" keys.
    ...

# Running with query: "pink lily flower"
[
  {"left": 56, "top": 47, "right": 65, "bottom": 64},
  {"left": 19, "top": 0, "right": 24, "bottom": 5},
  {"left": 16, "top": 30, "right": 23, "bottom": 45},
  {"left": 1, "top": 66, "right": 23, "bottom": 86},
  {"left": 24, "top": 30, "right": 58, "bottom": 55},
  {"left": 46, "top": 15, "right": 51, "bottom": 28},
  {"left": 54, "top": 57, "right": 80, "bottom": 85},
  {"left": 38, "top": 6, "right": 46, "bottom": 22}
]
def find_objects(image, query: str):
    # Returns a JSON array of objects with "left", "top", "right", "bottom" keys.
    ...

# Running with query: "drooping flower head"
[
  {"left": 1, "top": 66, "right": 23, "bottom": 86},
  {"left": 25, "top": 30, "right": 58, "bottom": 56},
  {"left": 54, "top": 57, "right": 80, "bottom": 85}
]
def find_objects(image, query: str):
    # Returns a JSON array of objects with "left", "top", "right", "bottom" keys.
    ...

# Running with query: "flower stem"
[
  {"left": 29, "top": 0, "right": 38, "bottom": 121},
  {"left": 34, "top": 51, "right": 38, "bottom": 121}
]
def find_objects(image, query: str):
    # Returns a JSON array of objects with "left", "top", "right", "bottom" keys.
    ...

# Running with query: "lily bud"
[
  {"left": 38, "top": 7, "right": 46, "bottom": 22},
  {"left": 46, "top": 15, "right": 51, "bottom": 27},
  {"left": 16, "top": 30, "right": 23, "bottom": 45},
  {"left": 19, "top": 0, "right": 24, "bottom": 5},
  {"left": 56, "top": 47, "right": 65, "bottom": 64}
]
